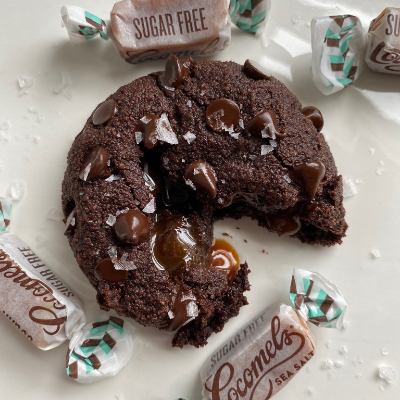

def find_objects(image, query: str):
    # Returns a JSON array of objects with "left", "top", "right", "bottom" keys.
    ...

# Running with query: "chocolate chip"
[
  {"left": 139, "top": 114, "right": 159, "bottom": 150},
  {"left": 158, "top": 54, "right": 190, "bottom": 89},
  {"left": 302, "top": 106, "right": 324, "bottom": 132},
  {"left": 243, "top": 59, "right": 271, "bottom": 80},
  {"left": 167, "top": 287, "right": 198, "bottom": 333},
  {"left": 94, "top": 258, "right": 129, "bottom": 283},
  {"left": 112, "top": 210, "right": 150, "bottom": 245},
  {"left": 184, "top": 160, "right": 218, "bottom": 199},
  {"left": 292, "top": 161, "right": 326, "bottom": 200},
  {"left": 206, "top": 99, "right": 240, "bottom": 133},
  {"left": 64, "top": 208, "right": 76, "bottom": 235},
  {"left": 267, "top": 206, "right": 301, "bottom": 236},
  {"left": 79, "top": 147, "right": 112, "bottom": 182},
  {"left": 247, "top": 110, "right": 284, "bottom": 140},
  {"left": 92, "top": 99, "right": 117, "bottom": 126},
  {"left": 162, "top": 177, "right": 188, "bottom": 207}
]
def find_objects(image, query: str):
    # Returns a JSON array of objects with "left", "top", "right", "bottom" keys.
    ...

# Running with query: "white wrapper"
[
  {"left": 366, "top": 7, "right": 400, "bottom": 75},
  {"left": 0, "top": 197, "right": 12, "bottom": 234},
  {"left": 0, "top": 234, "right": 85, "bottom": 350},
  {"left": 66, "top": 315, "right": 136, "bottom": 383},
  {"left": 311, "top": 15, "right": 367, "bottom": 95},
  {"left": 200, "top": 303, "right": 315, "bottom": 400}
]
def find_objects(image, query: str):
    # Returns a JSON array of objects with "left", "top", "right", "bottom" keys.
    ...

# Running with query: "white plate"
[{"left": 0, "top": 0, "right": 400, "bottom": 399}]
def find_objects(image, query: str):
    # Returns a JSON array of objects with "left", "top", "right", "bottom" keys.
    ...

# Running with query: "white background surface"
[{"left": 1, "top": 0, "right": 400, "bottom": 399}]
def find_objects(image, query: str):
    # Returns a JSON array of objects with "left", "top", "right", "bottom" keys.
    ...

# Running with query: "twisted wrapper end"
[
  {"left": 229, "top": 0, "right": 271, "bottom": 34},
  {"left": 290, "top": 268, "right": 347, "bottom": 329},
  {"left": 61, "top": 6, "right": 109, "bottom": 45}
]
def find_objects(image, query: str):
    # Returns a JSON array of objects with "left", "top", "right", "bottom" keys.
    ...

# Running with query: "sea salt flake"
[
  {"left": 168, "top": 310, "right": 175, "bottom": 319},
  {"left": 183, "top": 131, "right": 196, "bottom": 144},
  {"left": 379, "top": 384, "right": 386, "bottom": 391},
  {"left": 343, "top": 177, "right": 357, "bottom": 197},
  {"left": 71, "top": 217, "right": 76, "bottom": 227},
  {"left": 0, "top": 121, "right": 10, "bottom": 130},
  {"left": 140, "top": 116, "right": 151, "bottom": 124},
  {"left": 371, "top": 249, "right": 381, "bottom": 258},
  {"left": 356, "top": 373, "right": 362, "bottom": 379},
  {"left": 186, "top": 301, "right": 199, "bottom": 318},
  {"left": 284, "top": 174, "right": 292, "bottom": 183},
  {"left": 376, "top": 169, "right": 385, "bottom": 176},
  {"left": 304, "top": 387, "right": 314, "bottom": 397},
  {"left": 28, "top": 106, "right": 39, "bottom": 114},
  {"left": 135, "top": 131, "right": 143, "bottom": 144},
  {"left": 229, "top": 131, "right": 240, "bottom": 139},
  {"left": 238, "top": 119, "right": 244, "bottom": 129},
  {"left": 185, "top": 179, "right": 197, "bottom": 191},
  {"left": 38, "top": 116, "right": 45, "bottom": 123},
  {"left": 142, "top": 198, "right": 155, "bottom": 214},
  {"left": 355, "top": 178, "right": 362, "bottom": 184},
  {"left": 261, "top": 145, "right": 273, "bottom": 155},
  {"left": 18, "top": 76, "right": 34, "bottom": 89},
  {"left": 369, "top": 148, "right": 375, "bottom": 156},
  {"left": 321, "top": 359, "right": 334, "bottom": 370},
  {"left": 249, "top": 154, "right": 256, "bottom": 160},
  {"left": 186, "top": 100, "right": 192, "bottom": 107},
  {"left": 46, "top": 208, "right": 63, "bottom": 221},
  {"left": 108, "top": 246, "right": 117, "bottom": 258},
  {"left": 156, "top": 113, "right": 178, "bottom": 144},
  {"left": 339, "top": 346, "right": 347, "bottom": 355},
  {"left": 221, "top": 179, "right": 226, "bottom": 184},
  {"left": 105, "top": 174, "right": 121, "bottom": 182},
  {"left": 381, "top": 348, "right": 389, "bottom": 356},
  {"left": 270, "top": 139, "right": 278, "bottom": 148},
  {"left": 9, "top": 181, "right": 25, "bottom": 200},
  {"left": 380, "top": 160, "right": 385, "bottom": 166},
  {"left": 82, "top": 163, "right": 91, "bottom": 181},
  {"left": 34, "top": 136, "right": 41, "bottom": 143},
  {"left": 54, "top": 71, "right": 73, "bottom": 99},
  {"left": 334, "top": 361, "right": 344, "bottom": 368},
  {"left": 218, "top": 198, "right": 224, "bottom": 204},
  {"left": 379, "top": 366, "right": 396, "bottom": 384},
  {"left": 106, "top": 214, "right": 116, "bottom": 226}
]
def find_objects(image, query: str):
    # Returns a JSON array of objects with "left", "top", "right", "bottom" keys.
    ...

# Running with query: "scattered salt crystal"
[
  {"left": 284, "top": 174, "right": 292, "bottom": 183},
  {"left": 0, "top": 121, "right": 10, "bottom": 130},
  {"left": 379, "top": 384, "right": 386, "bottom": 391},
  {"left": 249, "top": 154, "right": 256, "bottom": 160},
  {"left": 229, "top": 131, "right": 240, "bottom": 139},
  {"left": 376, "top": 169, "right": 385, "bottom": 175},
  {"left": 239, "top": 104, "right": 243, "bottom": 110},
  {"left": 116, "top": 208, "right": 129, "bottom": 216},
  {"left": 106, "top": 214, "right": 116, "bottom": 226},
  {"left": 182, "top": 159, "right": 185, "bottom": 163},
  {"left": 135, "top": 131, "right": 143, "bottom": 144},
  {"left": 108, "top": 246, "right": 117, "bottom": 258},
  {"left": 168, "top": 310, "right": 175, "bottom": 319},
  {"left": 379, "top": 365, "right": 396, "bottom": 384},
  {"left": 121, "top": 253, "right": 128, "bottom": 261},
  {"left": 304, "top": 387, "right": 314, "bottom": 397},
  {"left": 82, "top": 163, "right": 91, "bottom": 181},
  {"left": 334, "top": 361, "right": 344, "bottom": 368},
  {"left": 326, "top": 340, "right": 332, "bottom": 349},
  {"left": 381, "top": 348, "right": 389, "bottom": 356},
  {"left": 142, "top": 198, "right": 155, "bottom": 213},
  {"left": 34, "top": 136, "right": 41, "bottom": 143},
  {"left": 22, "top": 115, "right": 29, "bottom": 120},
  {"left": 104, "top": 174, "right": 121, "bottom": 182},
  {"left": 261, "top": 145, "right": 273, "bottom": 155},
  {"left": 163, "top": 85, "right": 175, "bottom": 92},
  {"left": 355, "top": 178, "right": 362, "bottom": 184},
  {"left": 186, "top": 100, "right": 192, "bottom": 107},
  {"left": 140, "top": 116, "right": 151, "bottom": 124},
  {"left": 321, "top": 359, "right": 334, "bottom": 370},
  {"left": 28, "top": 106, "right": 39, "bottom": 114},
  {"left": 54, "top": 71, "right": 73, "bottom": 99},
  {"left": 156, "top": 113, "right": 178, "bottom": 144},
  {"left": 343, "top": 177, "right": 357, "bottom": 197},
  {"left": 371, "top": 249, "right": 381, "bottom": 258},
  {"left": 186, "top": 301, "right": 199, "bottom": 318},
  {"left": 238, "top": 119, "right": 244, "bottom": 129},
  {"left": 356, "top": 373, "right": 362, "bottom": 379},
  {"left": 183, "top": 131, "right": 196, "bottom": 144},
  {"left": 18, "top": 76, "right": 34, "bottom": 89},
  {"left": 339, "top": 346, "right": 347, "bottom": 355},
  {"left": 46, "top": 208, "right": 63, "bottom": 221},
  {"left": 9, "top": 181, "right": 25, "bottom": 200},
  {"left": 218, "top": 198, "right": 224, "bottom": 204},
  {"left": 185, "top": 179, "right": 197, "bottom": 191},
  {"left": 221, "top": 179, "right": 226, "bottom": 184},
  {"left": 38, "top": 116, "right": 45, "bottom": 123},
  {"left": 270, "top": 139, "right": 278, "bottom": 148},
  {"left": 369, "top": 148, "right": 375, "bottom": 156},
  {"left": 380, "top": 160, "right": 385, "bottom": 166},
  {"left": 292, "top": 15, "right": 299, "bottom": 24}
]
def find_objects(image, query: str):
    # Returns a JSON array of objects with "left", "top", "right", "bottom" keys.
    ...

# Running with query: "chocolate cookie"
[{"left": 62, "top": 56, "right": 347, "bottom": 348}]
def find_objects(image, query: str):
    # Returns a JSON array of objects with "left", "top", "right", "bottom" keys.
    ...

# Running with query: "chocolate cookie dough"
[{"left": 62, "top": 56, "right": 347, "bottom": 348}]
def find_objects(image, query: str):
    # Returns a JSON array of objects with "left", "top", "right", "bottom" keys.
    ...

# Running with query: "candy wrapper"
[
  {"left": 366, "top": 7, "right": 400, "bottom": 75},
  {"left": 0, "top": 197, "right": 12, "bottom": 234},
  {"left": 61, "top": 0, "right": 270, "bottom": 64},
  {"left": 200, "top": 269, "right": 347, "bottom": 400},
  {"left": 0, "top": 233, "right": 135, "bottom": 382},
  {"left": 311, "top": 15, "right": 367, "bottom": 95}
]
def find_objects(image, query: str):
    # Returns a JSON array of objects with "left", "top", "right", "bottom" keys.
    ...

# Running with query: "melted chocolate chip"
[
  {"left": 292, "top": 161, "right": 326, "bottom": 200},
  {"left": 64, "top": 208, "right": 76, "bottom": 235},
  {"left": 94, "top": 258, "right": 129, "bottom": 283},
  {"left": 92, "top": 99, "right": 117, "bottom": 126},
  {"left": 210, "top": 239, "right": 240, "bottom": 278},
  {"left": 302, "top": 106, "right": 324, "bottom": 132},
  {"left": 139, "top": 114, "right": 159, "bottom": 150},
  {"left": 151, "top": 210, "right": 207, "bottom": 274},
  {"left": 112, "top": 210, "right": 150, "bottom": 245},
  {"left": 243, "top": 59, "right": 271, "bottom": 80},
  {"left": 159, "top": 55, "right": 190, "bottom": 89},
  {"left": 267, "top": 206, "right": 301, "bottom": 236},
  {"left": 79, "top": 147, "right": 112, "bottom": 182},
  {"left": 167, "top": 288, "right": 198, "bottom": 333},
  {"left": 162, "top": 177, "right": 188, "bottom": 207},
  {"left": 206, "top": 99, "right": 240, "bottom": 133},
  {"left": 247, "top": 110, "right": 284, "bottom": 140},
  {"left": 184, "top": 160, "right": 217, "bottom": 199}
]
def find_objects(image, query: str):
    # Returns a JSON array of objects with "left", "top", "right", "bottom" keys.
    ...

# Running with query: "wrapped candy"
[
  {"left": 366, "top": 7, "right": 400, "bottom": 75},
  {"left": 311, "top": 15, "right": 367, "bottom": 95},
  {"left": 0, "top": 233, "right": 135, "bottom": 382},
  {"left": 0, "top": 197, "right": 12, "bottom": 234},
  {"left": 61, "top": 0, "right": 270, "bottom": 64},
  {"left": 200, "top": 269, "right": 347, "bottom": 400}
]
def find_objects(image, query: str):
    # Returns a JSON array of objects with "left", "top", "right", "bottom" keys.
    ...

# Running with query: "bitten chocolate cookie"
[{"left": 62, "top": 56, "right": 347, "bottom": 348}]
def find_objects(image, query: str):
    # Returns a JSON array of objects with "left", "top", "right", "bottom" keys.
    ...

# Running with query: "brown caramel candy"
[
  {"left": 113, "top": 210, "right": 150, "bottom": 245},
  {"left": 200, "top": 303, "right": 315, "bottom": 400},
  {"left": 184, "top": 160, "right": 218, "bottom": 198},
  {"left": 206, "top": 99, "right": 240, "bottom": 133},
  {"left": 94, "top": 258, "right": 129, "bottom": 283},
  {"left": 210, "top": 239, "right": 240, "bottom": 278},
  {"left": 79, "top": 147, "right": 112, "bottom": 182},
  {"left": 159, "top": 54, "right": 190, "bottom": 88},
  {"left": 247, "top": 110, "right": 284, "bottom": 140},
  {"left": 302, "top": 106, "right": 324, "bottom": 132},
  {"left": 292, "top": 161, "right": 326, "bottom": 200},
  {"left": 92, "top": 99, "right": 117, "bottom": 126},
  {"left": 243, "top": 59, "right": 271, "bottom": 80}
]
